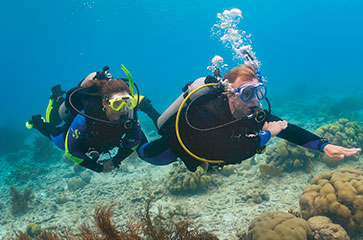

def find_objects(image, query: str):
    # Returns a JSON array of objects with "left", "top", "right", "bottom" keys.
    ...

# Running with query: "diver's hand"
[
  {"left": 102, "top": 159, "right": 114, "bottom": 172},
  {"left": 323, "top": 144, "right": 361, "bottom": 159},
  {"left": 262, "top": 120, "right": 288, "bottom": 137}
]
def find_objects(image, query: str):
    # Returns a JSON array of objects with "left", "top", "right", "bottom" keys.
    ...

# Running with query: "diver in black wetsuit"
[{"left": 141, "top": 64, "right": 361, "bottom": 172}]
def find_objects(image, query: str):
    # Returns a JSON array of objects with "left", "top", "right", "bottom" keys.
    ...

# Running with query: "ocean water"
[{"left": 0, "top": 0, "right": 362, "bottom": 239}]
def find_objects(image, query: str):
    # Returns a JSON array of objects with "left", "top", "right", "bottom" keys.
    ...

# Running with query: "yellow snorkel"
[
  {"left": 121, "top": 64, "right": 135, "bottom": 96},
  {"left": 121, "top": 64, "right": 139, "bottom": 109}
]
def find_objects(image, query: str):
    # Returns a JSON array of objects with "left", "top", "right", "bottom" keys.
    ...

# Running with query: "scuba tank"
[{"left": 157, "top": 76, "right": 221, "bottom": 130}]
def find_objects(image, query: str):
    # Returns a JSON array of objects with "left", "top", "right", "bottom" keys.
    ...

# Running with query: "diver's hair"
[
  {"left": 83, "top": 79, "right": 105, "bottom": 93},
  {"left": 224, "top": 64, "right": 257, "bottom": 83},
  {"left": 82, "top": 79, "right": 130, "bottom": 97},
  {"left": 102, "top": 79, "right": 130, "bottom": 97}
]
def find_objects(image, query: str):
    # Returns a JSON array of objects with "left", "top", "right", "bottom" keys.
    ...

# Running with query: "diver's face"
[
  {"left": 228, "top": 76, "right": 261, "bottom": 119},
  {"left": 103, "top": 91, "right": 130, "bottom": 122}
]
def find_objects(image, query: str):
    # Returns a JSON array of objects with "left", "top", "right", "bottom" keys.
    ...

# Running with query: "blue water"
[
  {"left": 0, "top": 1, "right": 363, "bottom": 238},
  {"left": 1, "top": 0, "right": 363, "bottom": 127}
]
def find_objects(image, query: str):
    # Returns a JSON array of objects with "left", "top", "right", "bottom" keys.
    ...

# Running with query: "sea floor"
[
  {"left": 0, "top": 97, "right": 363, "bottom": 239},
  {"left": 0, "top": 143, "right": 362, "bottom": 239}
]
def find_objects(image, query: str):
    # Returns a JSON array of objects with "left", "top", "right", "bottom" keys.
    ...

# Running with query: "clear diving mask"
[{"left": 236, "top": 83, "right": 267, "bottom": 103}]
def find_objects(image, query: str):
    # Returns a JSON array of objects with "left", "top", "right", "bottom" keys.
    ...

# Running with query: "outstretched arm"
[{"left": 266, "top": 114, "right": 361, "bottom": 159}]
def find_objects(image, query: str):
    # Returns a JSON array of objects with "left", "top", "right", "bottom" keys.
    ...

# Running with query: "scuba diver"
[
  {"left": 26, "top": 66, "right": 174, "bottom": 172},
  {"left": 140, "top": 62, "right": 361, "bottom": 172}
]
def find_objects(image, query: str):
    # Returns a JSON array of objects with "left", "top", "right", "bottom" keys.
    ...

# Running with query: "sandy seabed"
[{"left": 0, "top": 146, "right": 362, "bottom": 240}]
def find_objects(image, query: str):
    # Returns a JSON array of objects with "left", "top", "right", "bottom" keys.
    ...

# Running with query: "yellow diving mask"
[{"left": 106, "top": 94, "right": 138, "bottom": 111}]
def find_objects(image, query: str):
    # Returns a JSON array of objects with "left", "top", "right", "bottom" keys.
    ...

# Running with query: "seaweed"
[
  {"left": 9, "top": 200, "right": 218, "bottom": 240},
  {"left": 10, "top": 187, "right": 34, "bottom": 216}
]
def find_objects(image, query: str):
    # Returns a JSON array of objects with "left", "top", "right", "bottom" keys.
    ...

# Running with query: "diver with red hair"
[{"left": 27, "top": 66, "right": 175, "bottom": 172}]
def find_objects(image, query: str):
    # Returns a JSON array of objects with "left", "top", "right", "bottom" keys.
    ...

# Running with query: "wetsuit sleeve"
[
  {"left": 258, "top": 130, "right": 271, "bottom": 147},
  {"left": 65, "top": 114, "right": 103, "bottom": 172},
  {"left": 267, "top": 114, "right": 329, "bottom": 152},
  {"left": 112, "top": 121, "right": 146, "bottom": 167},
  {"left": 137, "top": 96, "right": 161, "bottom": 128}
]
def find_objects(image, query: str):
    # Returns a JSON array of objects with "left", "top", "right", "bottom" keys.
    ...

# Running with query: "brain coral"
[
  {"left": 307, "top": 216, "right": 350, "bottom": 240},
  {"left": 299, "top": 168, "right": 363, "bottom": 233},
  {"left": 166, "top": 164, "right": 211, "bottom": 194},
  {"left": 246, "top": 211, "right": 312, "bottom": 240}
]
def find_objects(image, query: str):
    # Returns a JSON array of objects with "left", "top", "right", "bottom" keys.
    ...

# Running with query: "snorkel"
[
  {"left": 242, "top": 50, "right": 264, "bottom": 83},
  {"left": 121, "top": 64, "right": 135, "bottom": 96}
]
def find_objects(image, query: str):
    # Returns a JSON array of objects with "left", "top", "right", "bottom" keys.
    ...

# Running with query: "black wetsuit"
[{"left": 144, "top": 89, "right": 324, "bottom": 172}]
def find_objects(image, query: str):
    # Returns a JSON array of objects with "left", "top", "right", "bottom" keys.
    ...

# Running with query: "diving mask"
[
  {"left": 106, "top": 94, "right": 138, "bottom": 111},
  {"left": 236, "top": 83, "right": 267, "bottom": 103}
]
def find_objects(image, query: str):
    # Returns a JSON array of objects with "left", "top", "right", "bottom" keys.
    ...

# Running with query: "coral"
[
  {"left": 258, "top": 164, "right": 283, "bottom": 177},
  {"left": 265, "top": 140, "right": 315, "bottom": 172},
  {"left": 219, "top": 165, "right": 236, "bottom": 176},
  {"left": 238, "top": 187, "right": 269, "bottom": 204},
  {"left": 245, "top": 211, "right": 312, "bottom": 240},
  {"left": 299, "top": 168, "right": 363, "bottom": 233},
  {"left": 67, "top": 177, "right": 87, "bottom": 191},
  {"left": 25, "top": 223, "right": 42, "bottom": 238},
  {"left": 315, "top": 118, "right": 363, "bottom": 165},
  {"left": 264, "top": 118, "right": 362, "bottom": 171},
  {"left": 32, "top": 135, "right": 59, "bottom": 161},
  {"left": 80, "top": 171, "right": 92, "bottom": 184},
  {"left": 10, "top": 200, "right": 218, "bottom": 240},
  {"left": 166, "top": 164, "right": 211, "bottom": 194},
  {"left": 307, "top": 216, "right": 350, "bottom": 240},
  {"left": 55, "top": 192, "right": 68, "bottom": 204},
  {"left": 10, "top": 187, "right": 34, "bottom": 215}
]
